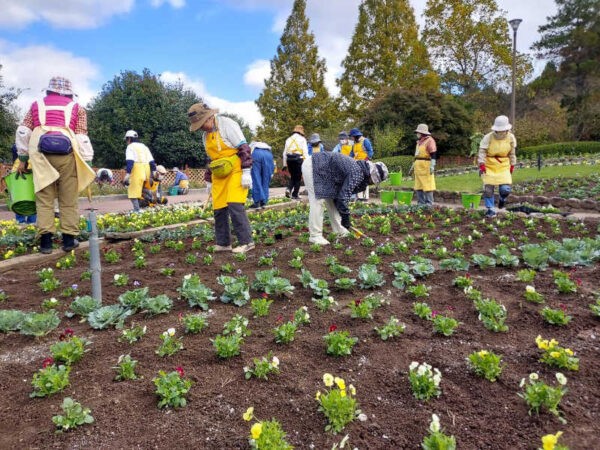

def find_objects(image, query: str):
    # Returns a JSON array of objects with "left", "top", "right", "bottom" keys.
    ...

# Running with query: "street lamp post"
[{"left": 509, "top": 18, "right": 522, "bottom": 130}]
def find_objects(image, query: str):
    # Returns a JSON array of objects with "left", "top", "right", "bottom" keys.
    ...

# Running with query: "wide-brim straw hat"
[
  {"left": 414, "top": 124, "right": 431, "bottom": 135},
  {"left": 188, "top": 103, "right": 219, "bottom": 132},
  {"left": 491, "top": 115, "right": 512, "bottom": 131}
]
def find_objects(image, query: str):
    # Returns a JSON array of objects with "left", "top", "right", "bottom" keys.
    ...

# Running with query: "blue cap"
[{"left": 349, "top": 128, "right": 362, "bottom": 137}]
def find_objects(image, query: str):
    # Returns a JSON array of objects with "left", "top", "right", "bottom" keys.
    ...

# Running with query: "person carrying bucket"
[
  {"left": 187, "top": 103, "right": 255, "bottom": 254},
  {"left": 15, "top": 76, "right": 95, "bottom": 254},
  {"left": 413, "top": 123, "right": 437, "bottom": 207},
  {"left": 478, "top": 115, "right": 517, "bottom": 218},
  {"left": 123, "top": 130, "right": 157, "bottom": 212}
]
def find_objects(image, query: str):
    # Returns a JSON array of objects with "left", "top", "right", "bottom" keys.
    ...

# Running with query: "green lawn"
[{"left": 391, "top": 163, "right": 599, "bottom": 193}]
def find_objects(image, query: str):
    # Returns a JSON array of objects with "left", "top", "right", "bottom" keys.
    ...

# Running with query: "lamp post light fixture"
[{"left": 509, "top": 18, "right": 522, "bottom": 130}]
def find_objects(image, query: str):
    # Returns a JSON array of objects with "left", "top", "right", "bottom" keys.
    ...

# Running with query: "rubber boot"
[
  {"left": 62, "top": 234, "right": 80, "bottom": 252},
  {"left": 40, "top": 233, "right": 53, "bottom": 254}
]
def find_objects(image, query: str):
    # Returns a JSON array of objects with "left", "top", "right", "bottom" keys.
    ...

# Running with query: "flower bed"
[{"left": 1, "top": 204, "right": 599, "bottom": 448}]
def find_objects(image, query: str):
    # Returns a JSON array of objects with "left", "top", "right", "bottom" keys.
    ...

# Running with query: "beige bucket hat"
[
  {"left": 414, "top": 124, "right": 431, "bottom": 135},
  {"left": 187, "top": 103, "right": 219, "bottom": 132}
]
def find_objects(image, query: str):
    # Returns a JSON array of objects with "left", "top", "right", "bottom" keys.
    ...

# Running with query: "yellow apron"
[
  {"left": 311, "top": 144, "right": 321, "bottom": 154},
  {"left": 128, "top": 144, "right": 151, "bottom": 199},
  {"left": 340, "top": 144, "right": 352, "bottom": 156},
  {"left": 352, "top": 138, "right": 368, "bottom": 160},
  {"left": 28, "top": 126, "right": 95, "bottom": 194},
  {"left": 205, "top": 130, "right": 246, "bottom": 210},
  {"left": 413, "top": 139, "right": 435, "bottom": 191},
  {"left": 482, "top": 136, "right": 512, "bottom": 186}
]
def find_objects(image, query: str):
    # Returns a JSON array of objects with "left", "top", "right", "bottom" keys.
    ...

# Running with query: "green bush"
[
  {"left": 519, "top": 141, "right": 600, "bottom": 160},
  {"left": 375, "top": 155, "right": 414, "bottom": 176}
]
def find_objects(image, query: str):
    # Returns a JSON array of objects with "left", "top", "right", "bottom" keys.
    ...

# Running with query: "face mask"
[{"left": 340, "top": 139, "right": 348, "bottom": 145}]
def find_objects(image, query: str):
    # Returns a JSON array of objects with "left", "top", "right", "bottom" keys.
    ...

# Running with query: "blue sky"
[{"left": 0, "top": 0, "right": 556, "bottom": 129}]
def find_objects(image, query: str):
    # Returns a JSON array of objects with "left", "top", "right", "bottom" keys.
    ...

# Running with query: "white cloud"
[
  {"left": 150, "top": 0, "right": 185, "bottom": 9},
  {"left": 160, "top": 71, "right": 262, "bottom": 130},
  {"left": 0, "top": 0, "right": 135, "bottom": 29},
  {"left": 243, "top": 59, "right": 271, "bottom": 89},
  {"left": 0, "top": 41, "right": 100, "bottom": 117}
]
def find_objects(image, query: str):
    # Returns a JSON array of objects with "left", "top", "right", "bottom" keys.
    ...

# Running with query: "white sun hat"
[{"left": 491, "top": 115, "right": 512, "bottom": 131}]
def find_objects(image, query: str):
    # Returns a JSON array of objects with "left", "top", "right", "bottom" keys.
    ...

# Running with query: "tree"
[
  {"left": 360, "top": 89, "right": 474, "bottom": 156},
  {"left": 533, "top": 0, "right": 600, "bottom": 139},
  {"left": 0, "top": 65, "right": 20, "bottom": 162},
  {"left": 423, "top": 0, "right": 531, "bottom": 94},
  {"left": 87, "top": 69, "right": 204, "bottom": 168},
  {"left": 337, "top": 0, "right": 439, "bottom": 120},
  {"left": 255, "top": 0, "right": 336, "bottom": 150}
]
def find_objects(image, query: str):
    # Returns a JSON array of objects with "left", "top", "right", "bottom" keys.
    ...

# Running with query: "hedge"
[{"left": 519, "top": 141, "right": 600, "bottom": 160}]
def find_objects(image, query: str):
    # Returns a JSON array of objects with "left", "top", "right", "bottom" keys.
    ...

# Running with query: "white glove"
[
  {"left": 429, "top": 159, "right": 436, "bottom": 174},
  {"left": 206, "top": 182, "right": 212, "bottom": 194},
  {"left": 123, "top": 173, "right": 131, "bottom": 185},
  {"left": 241, "top": 168, "right": 252, "bottom": 189}
]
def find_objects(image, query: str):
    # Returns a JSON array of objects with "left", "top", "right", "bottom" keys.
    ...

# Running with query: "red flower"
[
  {"left": 465, "top": 273, "right": 471, "bottom": 279},
  {"left": 431, "top": 310, "right": 439, "bottom": 318},
  {"left": 64, "top": 328, "right": 74, "bottom": 337},
  {"left": 559, "top": 303, "right": 567, "bottom": 311},
  {"left": 175, "top": 366, "right": 185, "bottom": 377},
  {"left": 329, "top": 324, "right": 337, "bottom": 333},
  {"left": 261, "top": 293, "right": 268, "bottom": 299},
  {"left": 178, "top": 312, "right": 183, "bottom": 321},
  {"left": 276, "top": 315, "right": 284, "bottom": 324},
  {"left": 575, "top": 278, "right": 582, "bottom": 287},
  {"left": 446, "top": 305, "right": 455, "bottom": 311},
  {"left": 42, "top": 357, "right": 54, "bottom": 368},
  {"left": 355, "top": 299, "right": 362, "bottom": 306}
]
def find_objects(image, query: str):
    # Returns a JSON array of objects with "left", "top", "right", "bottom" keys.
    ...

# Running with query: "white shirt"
[
  {"left": 125, "top": 142, "right": 154, "bottom": 163},
  {"left": 283, "top": 132, "right": 308, "bottom": 165}
]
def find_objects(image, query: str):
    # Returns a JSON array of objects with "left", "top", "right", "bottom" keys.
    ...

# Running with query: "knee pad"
[
  {"left": 483, "top": 185, "right": 495, "bottom": 198},
  {"left": 499, "top": 185, "right": 511, "bottom": 197}
]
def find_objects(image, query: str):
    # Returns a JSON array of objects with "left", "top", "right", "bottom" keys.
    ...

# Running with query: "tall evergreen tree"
[
  {"left": 533, "top": 0, "right": 600, "bottom": 139},
  {"left": 87, "top": 69, "right": 204, "bottom": 168},
  {"left": 423, "top": 0, "right": 531, "bottom": 94},
  {"left": 256, "top": 0, "right": 335, "bottom": 150},
  {"left": 337, "top": 0, "right": 439, "bottom": 120},
  {"left": 0, "top": 65, "right": 20, "bottom": 162}
]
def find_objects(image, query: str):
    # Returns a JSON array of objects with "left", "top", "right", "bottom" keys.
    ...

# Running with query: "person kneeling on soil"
[
  {"left": 171, "top": 167, "right": 190, "bottom": 195},
  {"left": 139, "top": 176, "right": 168, "bottom": 208},
  {"left": 301, "top": 152, "right": 388, "bottom": 245},
  {"left": 478, "top": 115, "right": 517, "bottom": 218}
]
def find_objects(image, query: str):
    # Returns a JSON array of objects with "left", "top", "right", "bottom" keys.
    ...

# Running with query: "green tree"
[
  {"left": 87, "top": 69, "right": 204, "bottom": 168},
  {"left": 255, "top": 0, "right": 336, "bottom": 150},
  {"left": 360, "top": 89, "right": 474, "bottom": 156},
  {"left": 533, "top": 0, "right": 600, "bottom": 139},
  {"left": 337, "top": 0, "right": 439, "bottom": 120},
  {"left": 0, "top": 65, "right": 20, "bottom": 162},
  {"left": 423, "top": 0, "right": 531, "bottom": 94}
]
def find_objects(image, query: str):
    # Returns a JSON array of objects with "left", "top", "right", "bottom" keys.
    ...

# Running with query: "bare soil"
[{"left": 1, "top": 208, "right": 599, "bottom": 449}]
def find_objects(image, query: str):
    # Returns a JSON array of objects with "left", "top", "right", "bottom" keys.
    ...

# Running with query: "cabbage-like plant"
[
  {"left": 0, "top": 309, "right": 26, "bottom": 332},
  {"left": 140, "top": 294, "right": 173, "bottom": 316},
  {"left": 218, "top": 275, "right": 250, "bottom": 307},
  {"left": 65, "top": 295, "right": 102, "bottom": 319},
  {"left": 357, "top": 264, "right": 385, "bottom": 289},
  {"left": 118, "top": 287, "right": 150, "bottom": 312},
  {"left": 20, "top": 311, "right": 60, "bottom": 337},
  {"left": 88, "top": 305, "right": 132, "bottom": 330}
]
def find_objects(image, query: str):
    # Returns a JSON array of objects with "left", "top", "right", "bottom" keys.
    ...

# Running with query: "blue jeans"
[
  {"left": 251, "top": 148, "right": 275, "bottom": 204},
  {"left": 16, "top": 213, "right": 37, "bottom": 224},
  {"left": 483, "top": 184, "right": 511, "bottom": 209}
]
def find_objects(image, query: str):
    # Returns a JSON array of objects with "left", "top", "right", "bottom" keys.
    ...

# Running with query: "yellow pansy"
[
  {"left": 243, "top": 407, "right": 254, "bottom": 421},
  {"left": 541, "top": 431, "right": 563, "bottom": 450},
  {"left": 550, "top": 351, "right": 561, "bottom": 359},
  {"left": 340, "top": 389, "right": 346, "bottom": 398},
  {"left": 349, "top": 384, "right": 356, "bottom": 396},
  {"left": 315, "top": 391, "right": 321, "bottom": 401},
  {"left": 565, "top": 348, "right": 574, "bottom": 356},
  {"left": 549, "top": 339, "right": 559, "bottom": 349},
  {"left": 251, "top": 422, "right": 263, "bottom": 440},
  {"left": 323, "top": 373, "right": 334, "bottom": 387},
  {"left": 478, "top": 350, "right": 489, "bottom": 357},
  {"left": 334, "top": 377, "right": 346, "bottom": 390}
]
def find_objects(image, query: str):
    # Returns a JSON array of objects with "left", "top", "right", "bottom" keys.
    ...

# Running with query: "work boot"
[
  {"left": 485, "top": 208, "right": 497, "bottom": 218},
  {"left": 498, "top": 197, "right": 507, "bottom": 209},
  {"left": 62, "top": 234, "right": 80, "bottom": 252},
  {"left": 285, "top": 189, "right": 291, "bottom": 198},
  {"left": 214, "top": 245, "right": 232, "bottom": 252},
  {"left": 40, "top": 233, "right": 53, "bottom": 254},
  {"left": 232, "top": 242, "right": 255, "bottom": 254}
]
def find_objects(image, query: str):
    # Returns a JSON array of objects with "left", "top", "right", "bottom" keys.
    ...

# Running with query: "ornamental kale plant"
[
  {"left": 31, "top": 363, "right": 71, "bottom": 398},
  {"left": 316, "top": 373, "right": 360, "bottom": 433},
  {"left": 489, "top": 244, "right": 519, "bottom": 267},
  {"left": 140, "top": 294, "right": 173, "bottom": 316},
  {"left": 218, "top": 275, "right": 250, "bottom": 306},
  {"left": 408, "top": 362, "right": 442, "bottom": 401},
  {"left": 113, "top": 354, "right": 138, "bottom": 381},
  {"left": 374, "top": 316, "right": 405, "bottom": 341},
  {"left": 357, "top": 264, "right": 385, "bottom": 289},
  {"left": 471, "top": 254, "right": 496, "bottom": 269},
  {"left": 439, "top": 257, "right": 470, "bottom": 272},
  {"left": 252, "top": 269, "right": 280, "bottom": 291},
  {"left": 409, "top": 256, "right": 435, "bottom": 277},
  {"left": 153, "top": 367, "right": 192, "bottom": 408},
  {"left": 467, "top": 350, "right": 503, "bottom": 382},
  {"left": 52, "top": 397, "right": 94, "bottom": 432},
  {"left": 118, "top": 287, "right": 150, "bottom": 312},
  {"left": 66, "top": 295, "right": 101, "bottom": 319},
  {"left": 243, "top": 352, "right": 280, "bottom": 380},
  {"left": 20, "top": 310, "right": 60, "bottom": 337},
  {"left": 521, "top": 244, "right": 550, "bottom": 270},
  {"left": 324, "top": 328, "right": 357, "bottom": 357},
  {"left": 421, "top": 414, "right": 456, "bottom": 450},
  {"left": 0, "top": 309, "right": 26, "bottom": 332},
  {"left": 88, "top": 305, "right": 132, "bottom": 330},
  {"left": 178, "top": 274, "right": 216, "bottom": 310}
]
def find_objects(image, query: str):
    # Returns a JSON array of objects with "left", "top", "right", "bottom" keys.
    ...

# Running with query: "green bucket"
[
  {"left": 396, "top": 191, "right": 414, "bottom": 205},
  {"left": 461, "top": 193, "right": 482, "bottom": 209},
  {"left": 168, "top": 186, "right": 179, "bottom": 196},
  {"left": 4, "top": 172, "right": 36, "bottom": 216},
  {"left": 389, "top": 172, "right": 402, "bottom": 186},
  {"left": 380, "top": 190, "right": 395, "bottom": 204}
]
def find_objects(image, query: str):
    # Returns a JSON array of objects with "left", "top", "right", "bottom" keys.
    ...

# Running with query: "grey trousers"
[
  {"left": 214, "top": 203, "right": 253, "bottom": 246},
  {"left": 416, "top": 190, "right": 434, "bottom": 206}
]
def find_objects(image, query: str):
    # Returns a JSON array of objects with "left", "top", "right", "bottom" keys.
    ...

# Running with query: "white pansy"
[
  {"left": 433, "top": 374, "right": 442, "bottom": 385},
  {"left": 271, "top": 356, "right": 280, "bottom": 368},
  {"left": 409, "top": 361, "right": 419, "bottom": 371},
  {"left": 167, "top": 327, "right": 176, "bottom": 336},
  {"left": 555, "top": 372, "right": 567, "bottom": 385},
  {"left": 526, "top": 285, "right": 536, "bottom": 293},
  {"left": 429, "top": 414, "right": 441, "bottom": 433},
  {"left": 529, "top": 372, "right": 539, "bottom": 381}
]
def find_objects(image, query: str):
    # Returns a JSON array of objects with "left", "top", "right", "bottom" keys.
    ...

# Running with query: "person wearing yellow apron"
[
  {"left": 188, "top": 103, "right": 255, "bottom": 254},
  {"left": 413, "top": 123, "right": 437, "bottom": 207},
  {"left": 349, "top": 128, "right": 374, "bottom": 200},
  {"left": 123, "top": 130, "right": 157, "bottom": 212},
  {"left": 282, "top": 125, "right": 308, "bottom": 199},
  {"left": 478, "top": 115, "right": 517, "bottom": 218},
  {"left": 332, "top": 131, "right": 352, "bottom": 156},
  {"left": 308, "top": 133, "right": 324, "bottom": 154}
]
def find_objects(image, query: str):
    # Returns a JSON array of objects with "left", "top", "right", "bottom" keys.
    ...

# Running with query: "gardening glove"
[
  {"left": 510, "top": 165, "right": 515, "bottom": 174},
  {"left": 123, "top": 173, "right": 130, "bottom": 186},
  {"left": 205, "top": 182, "right": 212, "bottom": 194},
  {"left": 429, "top": 159, "right": 436, "bottom": 174},
  {"left": 17, "top": 160, "right": 28, "bottom": 175},
  {"left": 152, "top": 171, "right": 159, "bottom": 180},
  {"left": 341, "top": 213, "right": 351, "bottom": 230},
  {"left": 241, "top": 168, "right": 252, "bottom": 189},
  {"left": 478, "top": 164, "right": 486, "bottom": 176}
]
